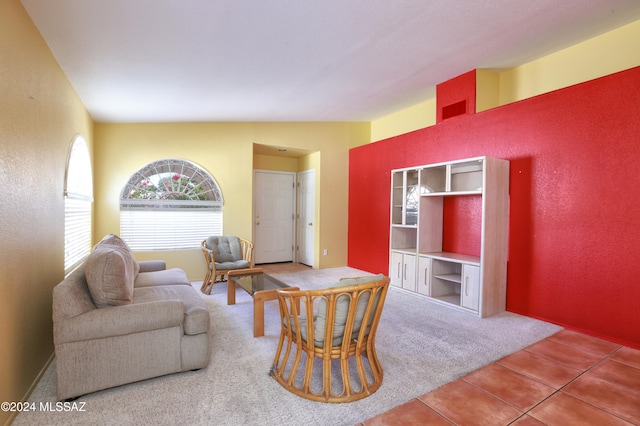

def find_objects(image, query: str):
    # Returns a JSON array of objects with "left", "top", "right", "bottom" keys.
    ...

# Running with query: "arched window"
[
  {"left": 64, "top": 134, "right": 93, "bottom": 274},
  {"left": 120, "top": 158, "right": 223, "bottom": 250}
]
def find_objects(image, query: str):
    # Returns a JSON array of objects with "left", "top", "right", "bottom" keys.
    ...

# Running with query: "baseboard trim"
[{"left": 4, "top": 352, "right": 54, "bottom": 426}]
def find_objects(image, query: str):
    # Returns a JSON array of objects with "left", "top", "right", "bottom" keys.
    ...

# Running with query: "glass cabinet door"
[
  {"left": 391, "top": 171, "right": 404, "bottom": 225},
  {"left": 391, "top": 169, "right": 421, "bottom": 226},
  {"left": 405, "top": 169, "right": 419, "bottom": 225}
]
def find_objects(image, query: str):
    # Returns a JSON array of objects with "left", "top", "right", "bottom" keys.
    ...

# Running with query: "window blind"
[
  {"left": 64, "top": 196, "right": 93, "bottom": 273},
  {"left": 120, "top": 207, "right": 222, "bottom": 250},
  {"left": 64, "top": 135, "right": 93, "bottom": 276}
]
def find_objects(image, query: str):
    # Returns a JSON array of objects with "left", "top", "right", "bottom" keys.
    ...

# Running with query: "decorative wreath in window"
[{"left": 121, "top": 158, "right": 223, "bottom": 204}]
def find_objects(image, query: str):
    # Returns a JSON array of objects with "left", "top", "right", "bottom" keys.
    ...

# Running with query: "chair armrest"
[
  {"left": 138, "top": 260, "right": 166, "bottom": 272},
  {"left": 54, "top": 300, "right": 183, "bottom": 344}
]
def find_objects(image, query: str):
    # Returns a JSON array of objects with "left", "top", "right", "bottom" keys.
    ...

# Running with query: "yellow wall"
[
  {"left": 371, "top": 18, "right": 640, "bottom": 142},
  {"left": 253, "top": 153, "right": 299, "bottom": 172},
  {"left": 94, "top": 122, "right": 369, "bottom": 279},
  {"left": 499, "top": 19, "right": 640, "bottom": 105},
  {"left": 370, "top": 98, "right": 437, "bottom": 142},
  {"left": 0, "top": 1, "right": 94, "bottom": 424},
  {"left": 476, "top": 69, "right": 501, "bottom": 112}
]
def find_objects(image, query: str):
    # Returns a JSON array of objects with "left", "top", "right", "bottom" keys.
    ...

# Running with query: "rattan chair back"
[
  {"left": 200, "top": 237, "right": 254, "bottom": 294},
  {"left": 270, "top": 275, "right": 390, "bottom": 402}
]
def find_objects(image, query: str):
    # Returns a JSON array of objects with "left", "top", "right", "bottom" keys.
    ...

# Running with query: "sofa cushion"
[
  {"left": 206, "top": 236, "right": 242, "bottom": 263},
  {"left": 85, "top": 244, "right": 137, "bottom": 308},
  {"left": 138, "top": 260, "right": 166, "bottom": 273},
  {"left": 134, "top": 285, "right": 210, "bottom": 335},
  {"left": 94, "top": 234, "right": 140, "bottom": 277},
  {"left": 54, "top": 299, "right": 184, "bottom": 344},
  {"left": 134, "top": 268, "right": 191, "bottom": 288},
  {"left": 304, "top": 274, "right": 385, "bottom": 347}
]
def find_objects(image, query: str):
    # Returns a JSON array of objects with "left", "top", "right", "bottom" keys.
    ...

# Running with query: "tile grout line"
[
  {"left": 516, "top": 343, "right": 631, "bottom": 424},
  {"left": 410, "top": 396, "right": 458, "bottom": 426},
  {"left": 555, "top": 345, "right": 640, "bottom": 425},
  {"left": 459, "top": 339, "right": 626, "bottom": 425}
]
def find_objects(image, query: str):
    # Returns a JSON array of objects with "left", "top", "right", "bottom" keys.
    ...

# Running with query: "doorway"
[
  {"left": 297, "top": 169, "right": 315, "bottom": 267},
  {"left": 253, "top": 170, "right": 295, "bottom": 264}
]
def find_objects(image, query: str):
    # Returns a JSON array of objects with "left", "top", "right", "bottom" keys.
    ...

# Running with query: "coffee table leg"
[
  {"left": 227, "top": 277, "right": 236, "bottom": 305},
  {"left": 253, "top": 286, "right": 299, "bottom": 338},
  {"left": 253, "top": 297, "right": 266, "bottom": 337},
  {"left": 253, "top": 289, "right": 276, "bottom": 337}
]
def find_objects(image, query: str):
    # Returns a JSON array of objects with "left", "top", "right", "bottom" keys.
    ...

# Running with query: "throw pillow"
[
  {"left": 94, "top": 234, "right": 140, "bottom": 277},
  {"left": 85, "top": 244, "right": 136, "bottom": 308}
]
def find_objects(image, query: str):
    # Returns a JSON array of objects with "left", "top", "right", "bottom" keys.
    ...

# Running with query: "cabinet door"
[
  {"left": 404, "top": 170, "right": 420, "bottom": 226},
  {"left": 401, "top": 254, "right": 416, "bottom": 292},
  {"left": 417, "top": 256, "right": 431, "bottom": 296},
  {"left": 391, "top": 172, "right": 405, "bottom": 225},
  {"left": 390, "top": 251, "right": 404, "bottom": 288},
  {"left": 461, "top": 265, "right": 480, "bottom": 311},
  {"left": 392, "top": 169, "right": 420, "bottom": 226}
]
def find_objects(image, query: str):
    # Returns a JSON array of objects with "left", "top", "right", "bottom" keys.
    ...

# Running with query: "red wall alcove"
[
  {"left": 348, "top": 66, "right": 640, "bottom": 349},
  {"left": 437, "top": 69, "right": 476, "bottom": 123}
]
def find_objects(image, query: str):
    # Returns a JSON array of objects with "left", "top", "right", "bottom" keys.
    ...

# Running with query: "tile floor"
[
  {"left": 362, "top": 325, "right": 640, "bottom": 425},
  {"left": 260, "top": 263, "right": 640, "bottom": 425}
]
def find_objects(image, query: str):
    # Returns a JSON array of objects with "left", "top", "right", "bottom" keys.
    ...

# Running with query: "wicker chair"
[
  {"left": 200, "top": 236, "right": 254, "bottom": 295},
  {"left": 270, "top": 274, "right": 390, "bottom": 403}
]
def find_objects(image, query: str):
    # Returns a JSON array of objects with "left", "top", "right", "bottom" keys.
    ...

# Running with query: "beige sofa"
[{"left": 52, "top": 234, "right": 210, "bottom": 400}]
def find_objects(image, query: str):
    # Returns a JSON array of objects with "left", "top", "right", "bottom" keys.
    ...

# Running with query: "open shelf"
[
  {"left": 391, "top": 226, "right": 417, "bottom": 252},
  {"left": 421, "top": 251, "right": 480, "bottom": 265},
  {"left": 420, "top": 165, "right": 447, "bottom": 193},
  {"left": 432, "top": 294, "right": 461, "bottom": 306},
  {"left": 420, "top": 157, "right": 485, "bottom": 196},
  {"left": 434, "top": 273, "right": 462, "bottom": 283},
  {"left": 451, "top": 160, "right": 483, "bottom": 192}
]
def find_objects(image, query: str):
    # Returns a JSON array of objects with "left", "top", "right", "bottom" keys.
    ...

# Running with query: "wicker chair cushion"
[
  {"left": 214, "top": 260, "right": 251, "bottom": 270},
  {"left": 301, "top": 274, "right": 385, "bottom": 346},
  {"left": 205, "top": 236, "right": 242, "bottom": 262}
]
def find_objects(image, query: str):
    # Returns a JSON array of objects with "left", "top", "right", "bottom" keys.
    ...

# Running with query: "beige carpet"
[{"left": 14, "top": 267, "right": 561, "bottom": 425}]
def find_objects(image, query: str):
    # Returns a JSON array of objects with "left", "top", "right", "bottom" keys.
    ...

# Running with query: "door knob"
[
  {"left": 308, "top": 222, "right": 313, "bottom": 226},
  {"left": 256, "top": 222, "right": 260, "bottom": 226}
]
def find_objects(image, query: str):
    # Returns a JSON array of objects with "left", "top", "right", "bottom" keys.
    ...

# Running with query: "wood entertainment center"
[{"left": 389, "top": 156, "right": 509, "bottom": 318}]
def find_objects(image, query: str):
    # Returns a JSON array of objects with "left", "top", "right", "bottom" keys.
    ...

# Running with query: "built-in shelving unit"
[{"left": 389, "top": 156, "right": 509, "bottom": 318}]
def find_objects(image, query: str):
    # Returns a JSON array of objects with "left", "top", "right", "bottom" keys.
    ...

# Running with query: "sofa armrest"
[
  {"left": 138, "top": 260, "right": 166, "bottom": 272},
  {"left": 54, "top": 300, "right": 183, "bottom": 344}
]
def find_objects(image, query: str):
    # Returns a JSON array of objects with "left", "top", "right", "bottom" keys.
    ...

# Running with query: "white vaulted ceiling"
[{"left": 20, "top": 0, "right": 640, "bottom": 123}]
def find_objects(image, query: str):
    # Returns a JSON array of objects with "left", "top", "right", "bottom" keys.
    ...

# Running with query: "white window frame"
[
  {"left": 119, "top": 159, "right": 223, "bottom": 250},
  {"left": 64, "top": 134, "right": 93, "bottom": 275}
]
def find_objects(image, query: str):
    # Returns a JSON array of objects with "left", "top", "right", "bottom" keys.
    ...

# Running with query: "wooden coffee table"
[{"left": 227, "top": 268, "right": 299, "bottom": 337}]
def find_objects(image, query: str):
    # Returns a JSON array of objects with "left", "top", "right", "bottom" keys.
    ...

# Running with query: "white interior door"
[
  {"left": 297, "top": 170, "right": 315, "bottom": 266},
  {"left": 254, "top": 171, "right": 295, "bottom": 264}
]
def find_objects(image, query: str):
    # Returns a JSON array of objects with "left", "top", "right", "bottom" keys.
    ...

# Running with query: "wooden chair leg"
[{"left": 200, "top": 269, "right": 213, "bottom": 295}]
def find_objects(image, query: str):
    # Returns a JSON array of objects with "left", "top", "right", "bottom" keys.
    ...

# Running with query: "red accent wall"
[
  {"left": 348, "top": 66, "right": 640, "bottom": 349},
  {"left": 442, "top": 196, "right": 482, "bottom": 256}
]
